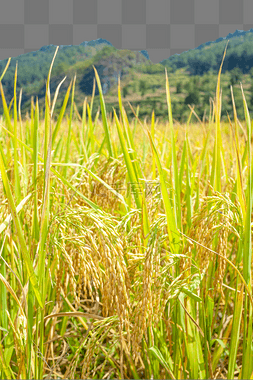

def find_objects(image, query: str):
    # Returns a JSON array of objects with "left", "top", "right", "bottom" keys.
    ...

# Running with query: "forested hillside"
[
  {"left": 1, "top": 31, "right": 253, "bottom": 123},
  {"left": 160, "top": 30, "right": 253, "bottom": 75}
]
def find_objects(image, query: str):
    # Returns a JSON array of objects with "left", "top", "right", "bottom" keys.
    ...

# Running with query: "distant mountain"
[
  {"left": 34, "top": 39, "right": 150, "bottom": 60},
  {"left": 139, "top": 50, "right": 149, "bottom": 60},
  {"left": 160, "top": 28, "right": 253, "bottom": 75},
  {"left": 80, "top": 38, "right": 114, "bottom": 48},
  {"left": 1, "top": 37, "right": 148, "bottom": 62},
  {"left": 0, "top": 39, "right": 152, "bottom": 117},
  {"left": 0, "top": 38, "right": 151, "bottom": 100},
  {"left": 1, "top": 30, "right": 253, "bottom": 120},
  {"left": 189, "top": 29, "right": 253, "bottom": 52}
]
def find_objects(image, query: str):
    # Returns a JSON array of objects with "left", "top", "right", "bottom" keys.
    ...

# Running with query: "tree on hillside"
[
  {"left": 249, "top": 79, "right": 253, "bottom": 108},
  {"left": 249, "top": 67, "right": 253, "bottom": 78},
  {"left": 123, "top": 86, "right": 129, "bottom": 98},
  {"left": 139, "top": 80, "right": 148, "bottom": 96},
  {"left": 184, "top": 80, "right": 194, "bottom": 93},
  {"left": 203, "top": 92, "right": 213, "bottom": 107},
  {"left": 53, "top": 62, "right": 69, "bottom": 76},
  {"left": 192, "top": 76, "right": 201, "bottom": 88},
  {"left": 151, "top": 85, "right": 156, "bottom": 93},
  {"left": 230, "top": 67, "right": 243, "bottom": 86},
  {"left": 184, "top": 88, "right": 200, "bottom": 106},
  {"left": 176, "top": 82, "right": 183, "bottom": 93}
]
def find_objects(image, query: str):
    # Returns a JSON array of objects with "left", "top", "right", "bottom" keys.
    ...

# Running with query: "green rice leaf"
[
  {"left": 93, "top": 66, "right": 114, "bottom": 158},
  {"left": 0, "top": 145, "right": 43, "bottom": 308}
]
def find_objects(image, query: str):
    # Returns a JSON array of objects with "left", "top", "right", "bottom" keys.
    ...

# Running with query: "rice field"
[{"left": 0, "top": 41, "right": 253, "bottom": 379}]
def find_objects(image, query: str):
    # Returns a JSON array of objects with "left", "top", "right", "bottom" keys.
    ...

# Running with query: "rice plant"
[{"left": 0, "top": 40, "right": 253, "bottom": 379}]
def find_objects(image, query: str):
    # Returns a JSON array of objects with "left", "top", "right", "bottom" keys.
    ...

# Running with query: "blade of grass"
[
  {"left": 82, "top": 166, "right": 129, "bottom": 211},
  {"left": 0, "top": 57, "right": 11, "bottom": 82},
  {"left": 0, "top": 139, "right": 42, "bottom": 309},
  {"left": 18, "top": 87, "right": 28, "bottom": 195},
  {"left": 93, "top": 66, "right": 114, "bottom": 158},
  {"left": 52, "top": 78, "right": 73, "bottom": 146},
  {"left": 118, "top": 77, "right": 143, "bottom": 181},
  {"left": 13, "top": 62, "right": 21, "bottom": 202},
  {"left": 63, "top": 74, "right": 76, "bottom": 179},
  {"left": 149, "top": 346, "right": 175, "bottom": 380},
  {"left": 240, "top": 81, "right": 253, "bottom": 379},
  {"left": 165, "top": 67, "right": 181, "bottom": 231},
  {"left": 35, "top": 46, "right": 59, "bottom": 379},
  {"left": 144, "top": 123, "right": 180, "bottom": 254},
  {"left": 213, "top": 41, "right": 229, "bottom": 193},
  {"left": 227, "top": 282, "right": 244, "bottom": 379},
  {"left": 0, "top": 192, "right": 32, "bottom": 235},
  {"left": 113, "top": 108, "right": 149, "bottom": 242},
  {"left": 32, "top": 98, "right": 39, "bottom": 244}
]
